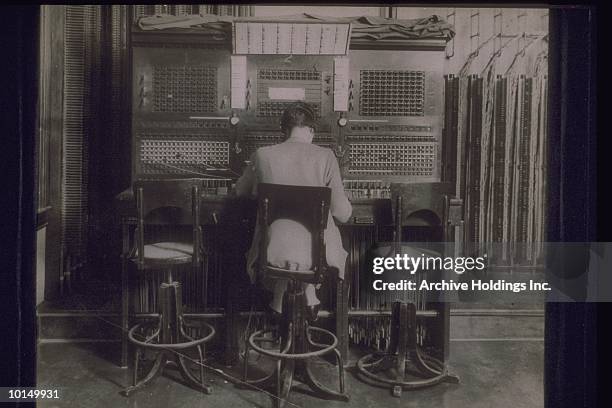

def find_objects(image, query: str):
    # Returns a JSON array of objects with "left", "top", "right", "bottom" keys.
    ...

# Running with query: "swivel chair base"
[
  {"left": 356, "top": 302, "right": 459, "bottom": 398},
  {"left": 243, "top": 281, "right": 349, "bottom": 408},
  {"left": 124, "top": 349, "right": 213, "bottom": 396},
  {"left": 124, "top": 277, "right": 215, "bottom": 397}
]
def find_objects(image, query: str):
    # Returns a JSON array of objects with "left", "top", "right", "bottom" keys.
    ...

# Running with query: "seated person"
[{"left": 235, "top": 102, "right": 352, "bottom": 316}]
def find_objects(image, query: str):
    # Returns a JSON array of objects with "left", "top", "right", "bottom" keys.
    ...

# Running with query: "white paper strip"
[
  {"left": 232, "top": 22, "right": 350, "bottom": 55},
  {"left": 231, "top": 55, "right": 247, "bottom": 109},
  {"left": 305, "top": 24, "right": 322, "bottom": 54},
  {"left": 234, "top": 23, "right": 248, "bottom": 54},
  {"left": 320, "top": 25, "right": 337, "bottom": 54},
  {"left": 291, "top": 24, "right": 307, "bottom": 54},
  {"left": 247, "top": 23, "right": 263, "bottom": 54},
  {"left": 334, "top": 24, "right": 350, "bottom": 54},
  {"left": 262, "top": 23, "right": 278, "bottom": 54},
  {"left": 277, "top": 24, "right": 293, "bottom": 54},
  {"left": 333, "top": 56, "right": 350, "bottom": 112}
]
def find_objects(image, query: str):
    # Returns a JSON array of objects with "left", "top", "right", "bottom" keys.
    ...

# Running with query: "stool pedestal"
[
  {"left": 244, "top": 281, "right": 349, "bottom": 408},
  {"left": 124, "top": 272, "right": 215, "bottom": 396},
  {"left": 356, "top": 301, "right": 459, "bottom": 397}
]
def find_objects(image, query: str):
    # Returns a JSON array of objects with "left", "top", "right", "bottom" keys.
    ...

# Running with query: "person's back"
[
  {"left": 256, "top": 141, "right": 332, "bottom": 187},
  {"left": 256, "top": 140, "right": 350, "bottom": 270},
  {"left": 235, "top": 102, "right": 351, "bottom": 315}
]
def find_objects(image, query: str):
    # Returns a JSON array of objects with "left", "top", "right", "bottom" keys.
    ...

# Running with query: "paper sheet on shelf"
[{"left": 232, "top": 21, "right": 351, "bottom": 55}]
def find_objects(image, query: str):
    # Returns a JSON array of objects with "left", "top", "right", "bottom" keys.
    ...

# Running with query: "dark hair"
[{"left": 280, "top": 102, "right": 317, "bottom": 136}]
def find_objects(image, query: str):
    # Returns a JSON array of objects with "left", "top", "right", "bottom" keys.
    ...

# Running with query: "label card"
[{"left": 268, "top": 87, "right": 306, "bottom": 101}]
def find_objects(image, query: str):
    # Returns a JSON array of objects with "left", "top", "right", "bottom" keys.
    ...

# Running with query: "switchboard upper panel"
[
  {"left": 129, "top": 33, "right": 448, "bottom": 185},
  {"left": 132, "top": 46, "right": 235, "bottom": 179},
  {"left": 240, "top": 55, "right": 336, "bottom": 134},
  {"left": 342, "top": 49, "right": 445, "bottom": 182},
  {"left": 133, "top": 47, "right": 232, "bottom": 118}
]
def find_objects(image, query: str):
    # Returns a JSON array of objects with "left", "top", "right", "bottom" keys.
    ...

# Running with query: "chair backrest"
[
  {"left": 257, "top": 183, "right": 331, "bottom": 283},
  {"left": 133, "top": 178, "right": 202, "bottom": 267},
  {"left": 390, "top": 182, "right": 456, "bottom": 245}
]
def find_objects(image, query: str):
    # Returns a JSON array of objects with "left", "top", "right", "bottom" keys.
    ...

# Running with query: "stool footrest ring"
[
  {"left": 357, "top": 350, "right": 459, "bottom": 391},
  {"left": 248, "top": 326, "right": 338, "bottom": 360},
  {"left": 128, "top": 321, "right": 215, "bottom": 350}
]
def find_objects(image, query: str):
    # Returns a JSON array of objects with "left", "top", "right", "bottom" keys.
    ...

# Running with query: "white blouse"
[{"left": 236, "top": 134, "right": 352, "bottom": 284}]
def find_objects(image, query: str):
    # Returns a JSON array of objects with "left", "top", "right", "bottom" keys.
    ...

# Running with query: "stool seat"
[
  {"left": 264, "top": 265, "right": 316, "bottom": 281},
  {"left": 131, "top": 241, "right": 193, "bottom": 266},
  {"left": 371, "top": 244, "right": 441, "bottom": 258}
]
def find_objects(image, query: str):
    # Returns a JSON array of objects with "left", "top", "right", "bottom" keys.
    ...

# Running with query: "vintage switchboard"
[
  {"left": 126, "top": 21, "right": 454, "bottom": 364},
  {"left": 130, "top": 30, "right": 447, "bottom": 193},
  {"left": 342, "top": 48, "right": 445, "bottom": 184},
  {"left": 131, "top": 43, "right": 235, "bottom": 183}
]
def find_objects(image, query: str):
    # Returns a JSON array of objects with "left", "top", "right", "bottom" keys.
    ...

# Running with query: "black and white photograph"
[{"left": 2, "top": 3, "right": 602, "bottom": 408}]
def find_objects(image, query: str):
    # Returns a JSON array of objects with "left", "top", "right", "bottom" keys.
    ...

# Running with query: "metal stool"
[
  {"left": 124, "top": 179, "right": 216, "bottom": 396},
  {"left": 243, "top": 183, "right": 349, "bottom": 408},
  {"left": 357, "top": 301, "right": 459, "bottom": 397},
  {"left": 356, "top": 183, "right": 463, "bottom": 397}
]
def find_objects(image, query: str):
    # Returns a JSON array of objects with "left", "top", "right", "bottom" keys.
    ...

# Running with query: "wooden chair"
[
  {"left": 243, "top": 183, "right": 349, "bottom": 408},
  {"left": 124, "top": 178, "right": 215, "bottom": 396}
]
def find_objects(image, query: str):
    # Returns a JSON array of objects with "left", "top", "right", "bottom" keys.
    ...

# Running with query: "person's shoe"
[
  {"left": 265, "top": 303, "right": 281, "bottom": 324},
  {"left": 266, "top": 303, "right": 282, "bottom": 316},
  {"left": 307, "top": 303, "right": 321, "bottom": 322}
]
